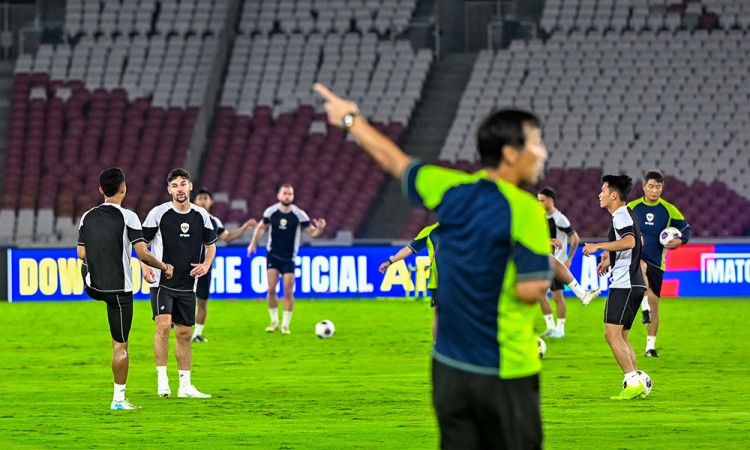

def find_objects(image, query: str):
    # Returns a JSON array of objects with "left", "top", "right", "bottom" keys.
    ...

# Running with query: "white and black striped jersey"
[
  {"left": 547, "top": 209, "right": 576, "bottom": 263},
  {"left": 78, "top": 203, "right": 145, "bottom": 294},
  {"left": 608, "top": 205, "right": 646, "bottom": 289},
  {"left": 142, "top": 202, "right": 218, "bottom": 291},
  {"left": 262, "top": 204, "right": 311, "bottom": 259}
]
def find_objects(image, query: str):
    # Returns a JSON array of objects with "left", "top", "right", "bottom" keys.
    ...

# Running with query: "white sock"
[
  {"left": 543, "top": 313, "right": 556, "bottom": 330},
  {"left": 641, "top": 294, "right": 650, "bottom": 312},
  {"left": 282, "top": 310, "right": 293, "bottom": 328},
  {"left": 179, "top": 370, "right": 191, "bottom": 389},
  {"left": 568, "top": 280, "right": 585, "bottom": 299},
  {"left": 269, "top": 307, "right": 279, "bottom": 324},
  {"left": 157, "top": 365, "right": 169, "bottom": 387},
  {"left": 556, "top": 318, "right": 566, "bottom": 334},
  {"left": 625, "top": 371, "right": 640, "bottom": 387},
  {"left": 193, "top": 323, "right": 204, "bottom": 338},
  {"left": 646, "top": 335, "right": 657, "bottom": 351},
  {"left": 113, "top": 383, "right": 126, "bottom": 402}
]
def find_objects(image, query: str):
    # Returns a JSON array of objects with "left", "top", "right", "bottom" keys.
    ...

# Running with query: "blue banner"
[
  {"left": 6, "top": 244, "right": 749, "bottom": 302},
  {"left": 6, "top": 246, "right": 434, "bottom": 302}
]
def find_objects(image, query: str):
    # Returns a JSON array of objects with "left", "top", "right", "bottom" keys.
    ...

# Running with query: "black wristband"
[{"left": 388, "top": 257, "right": 394, "bottom": 265}]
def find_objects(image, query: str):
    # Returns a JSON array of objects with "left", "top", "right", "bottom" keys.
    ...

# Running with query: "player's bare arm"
[
  {"left": 247, "top": 222, "right": 268, "bottom": 256},
  {"left": 314, "top": 84, "right": 411, "bottom": 178},
  {"left": 191, "top": 243, "right": 216, "bottom": 278},
  {"left": 133, "top": 242, "right": 173, "bottom": 278},
  {"left": 566, "top": 232, "right": 580, "bottom": 267},
  {"left": 379, "top": 246, "right": 416, "bottom": 273},
  {"left": 306, "top": 218, "right": 327, "bottom": 238},
  {"left": 550, "top": 238, "right": 563, "bottom": 250},
  {"left": 77, "top": 245, "right": 86, "bottom": 260},
  {"left": 223, "top": 218, "right": 258, "bottom": 242},
  {"left": 583, "top": 235, "right": 635, "bottom": 255}
]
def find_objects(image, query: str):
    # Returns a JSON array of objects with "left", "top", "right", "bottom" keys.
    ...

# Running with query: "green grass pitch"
[{"left": 1, "top": 297, "right": 748, "bottom": 449}]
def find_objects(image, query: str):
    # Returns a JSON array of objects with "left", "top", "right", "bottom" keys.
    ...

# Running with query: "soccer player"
[
  {"left": 537, "top": 187, "right": 600, "bottom": 338},
  {"left": 141, "top": 169, "right": 217, "bottom": 399},
  {"left": 380, "top": 222, "right": 440, "bottom": 339},
  {"left": 583, "top": 174, "right": 648, "bottom": 400},
  {"left": 315, "top": 84, "right": 551, "bottom": 449},
  {"left": 628, "top": 170, "right": 691, "bottom": 357},
  {"left": 77, "top": 167, "right": 174, "bottom": 410},
  {"left": 192, "top": 188, "right": 257, "bottom": 343},
  {"left": 247, "top": 184, "right": 326, "bottom": 334}
]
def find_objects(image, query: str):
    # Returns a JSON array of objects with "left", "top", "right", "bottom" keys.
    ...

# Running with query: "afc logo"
[
  {"left": 279, "top": 218, "right": 288, "bottom": 230},
  {"left": 645, "top": 213, "right": 655, "bottom": 226},
  {"left": 180, "top": 222, "right": 191, "bottom": 237}
]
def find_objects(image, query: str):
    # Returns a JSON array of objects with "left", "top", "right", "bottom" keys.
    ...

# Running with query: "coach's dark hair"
[
  {"left": 644, "top": 170, "right": 665, "bottom": 184},
  {"left": 196, "top": 188, "right": 213, "bottom": 198},
  {"left": 476, "top": 108, "right": 541, "bottom": 168},
  {"left": 602, "top": 174, "right": 633, "bottom": 201},
  {"left": 99, "top": 167, "right": 125, "bottom": 197},
  {"left": 278, "top": 183, "right": 294, "bottom": 192},
  {"left": 539, "top": 187, "right": 557, "bottom": 202},
  {"left": 167, "top": 168, "right": 191, "bottom": 184}
]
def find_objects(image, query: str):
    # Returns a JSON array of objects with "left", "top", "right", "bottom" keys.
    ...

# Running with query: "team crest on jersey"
[
  {"left": 180, "top": 223, "right": 191, "bottom": 237},
  {"left": 280, "top": 218, "right": 288, "bottom": 230},
  {"left": 646, "top": 213, "right": 654, "bottom": 225}
]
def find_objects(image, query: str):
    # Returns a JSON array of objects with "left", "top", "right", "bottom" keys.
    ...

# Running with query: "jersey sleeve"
[
  {"left": 665, "top": 202, "right": 692, "bottom": 243},
  {"left": 401, "top": 160, "right": 478, "bottom": 210},
  {"left": 556, "top": 212, "right": 575, "bottom": 236},
  {"left": 123, "top": 209, "right": 146, "bottom": 244},
  {"left": 77, "top": 211, "right": 89, "bottom": 246},
  {"left": 202, "top": 211, "right": 218, "bottom": 245},
  {"left": 262, "top": 206, "right": 275, "bottom": 224},
  {"left": 510, "top": 190, "right": 552, "bottom": 281},
  {"left": 613, "top": 210, "right": 635, "bottom": 238},
  {"left": 295, "top": 208, "right": 311, "bottom": 229},
  {"left": 142, "top": 207, "right": 160, "bottom": 242},
  {"left": 213, "top": 216, "right": 226, "bottom": 236},
  {"left": 408, "top": 236, "right": 428, "bottom": 253}
]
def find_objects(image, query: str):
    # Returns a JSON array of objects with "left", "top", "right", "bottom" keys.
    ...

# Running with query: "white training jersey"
[
  {"left": 547, "top": 209, "right": 576, "bottom": 263},
  {"left": 608, "top": 205, "right": 646, "bottom": 289}
]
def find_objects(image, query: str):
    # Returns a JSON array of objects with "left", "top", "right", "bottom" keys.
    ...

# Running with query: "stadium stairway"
[{"left": 364, "top": 52, "right": 476, "bottom": 239}]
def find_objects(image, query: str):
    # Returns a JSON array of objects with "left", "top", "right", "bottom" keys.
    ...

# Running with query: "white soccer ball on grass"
[{"left": 315, "top": 320, "right": 335, "bottom": 339}]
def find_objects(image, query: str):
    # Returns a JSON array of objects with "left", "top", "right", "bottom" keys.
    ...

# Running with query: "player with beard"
[{"left": 247, "top": 184, "right": 327, "bottom": 334}]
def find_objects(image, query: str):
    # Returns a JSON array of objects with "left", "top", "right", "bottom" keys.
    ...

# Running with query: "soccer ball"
[
  {"left": 622, "top": 370, "right": 652, "bottom": 397},
  {"left": 537, "top": 337, "right": 547, "bottom": 359},
  {"left": 315, "top": 320, "right": 335, "bottom": 339},
  {"left": 659, "top": 227, "right": 682, "bottom": 247}
]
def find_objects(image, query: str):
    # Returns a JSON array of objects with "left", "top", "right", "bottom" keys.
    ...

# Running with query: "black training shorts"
[
  {"left": 432, "top": 359, "right": 542, "bottom": 450},
  {"left": 196, "top": 270, "right": 211, "bottom": 300},
  {"left": 549, "top": 277, "right": 566, "bottom": 292},
  {"left": 267, "top": 253, "right": 295, "bottom": 274},
  {"left": 643, "top": 261, "right": 664, "bottom": 298},
  {"left": 605, "top": 287, "right": 646, "bottom": 330},
  {"left": 85, "top": 287, "right": 133, "bottom": 343},
  {"left": 150, "top": 287, "right": 197, "bottom": 327}
]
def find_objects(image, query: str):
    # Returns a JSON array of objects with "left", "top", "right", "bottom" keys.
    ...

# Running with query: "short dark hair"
[
  {"left": 476, "top": 108, "right": 541, "bottom": 168},
  {"left": 644, "top": 170, "right": 665, "bottom": 184},
  {"left": 539, "top": 187, "right": 557, "bottom": 202},
  {"left": 99, "top": 167, "right": 125, "bottom": 197},
  {"left": 602, "top": 174, "right": 634, "bottom": 201},
  {"left": 196, "top": 188, "right": 213, "bottom": 199},
  {"left": 167, "top": 168, "right": 190, "bottom": 184},
  {"left": 278, "top": 183, "right": 294, "bottom": 192}
]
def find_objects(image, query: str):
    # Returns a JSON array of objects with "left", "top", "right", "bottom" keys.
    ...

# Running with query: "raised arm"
[
  {"left": 305, "top": 218, "right": 327, "bottom": 238},
  {"left": 314, "top": 84, "right": 412, "bottom": 178},
  {"left": 223, "top": 218, "right": 257, "bottom": 242}
]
